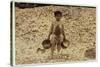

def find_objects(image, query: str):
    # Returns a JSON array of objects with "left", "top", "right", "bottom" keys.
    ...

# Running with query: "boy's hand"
[
  {"left": 63, "top": 38, "right": 67, "bottom": 41},
  {"left": 47, "top": 36, "right": 50, "bottom": 40}
]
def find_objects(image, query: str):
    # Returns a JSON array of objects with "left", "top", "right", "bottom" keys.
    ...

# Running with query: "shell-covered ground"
[{"left": 15, "top": 4, "right": 96, "bottom": 65}]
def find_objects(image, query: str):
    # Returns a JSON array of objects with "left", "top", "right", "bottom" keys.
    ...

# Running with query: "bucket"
[{"left": 42, "top": 39, "right": 51, "bottom": 49}]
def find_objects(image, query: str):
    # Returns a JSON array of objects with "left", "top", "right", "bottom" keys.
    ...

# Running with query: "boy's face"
[{"left": 55, "top": 14, "right": 62, "bottom": 21}]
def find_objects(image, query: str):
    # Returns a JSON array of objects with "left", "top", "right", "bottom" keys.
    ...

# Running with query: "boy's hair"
[{"left": 54, "top": 11, "right": 62, "bottom": 16}]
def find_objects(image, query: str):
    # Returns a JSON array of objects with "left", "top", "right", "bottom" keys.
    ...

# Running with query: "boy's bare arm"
[
  {"left": 62, "top": 25, "right": 66, "bottom": 40},
  {"left": 47, "top": 24, "right": 53, "bottom": 39}
]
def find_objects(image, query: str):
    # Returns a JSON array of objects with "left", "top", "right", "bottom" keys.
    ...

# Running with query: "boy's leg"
[
  {"left": 50, "top": 34, "right": 57, "bottom": 58},
  {"left": 57, "top": 34, "right": 64, "bottom": 52}
]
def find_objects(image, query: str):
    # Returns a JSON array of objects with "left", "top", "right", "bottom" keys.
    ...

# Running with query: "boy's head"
[{"left": 54, "top": 11, "right": 62, "bottom": 21}]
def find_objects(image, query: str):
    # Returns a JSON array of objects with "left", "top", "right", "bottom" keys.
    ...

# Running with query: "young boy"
[{"left": 47, "top": 11, "right": 69, "bottom": 57}]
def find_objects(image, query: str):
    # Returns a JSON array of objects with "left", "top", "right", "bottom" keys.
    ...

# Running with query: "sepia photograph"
[{"left": 11, "top": 2, "right": 96, "bottom": 65}]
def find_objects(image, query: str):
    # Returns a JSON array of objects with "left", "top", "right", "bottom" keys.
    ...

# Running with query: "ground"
[{"left": 15, "top": 5, "right": 96, "bottom": 64}]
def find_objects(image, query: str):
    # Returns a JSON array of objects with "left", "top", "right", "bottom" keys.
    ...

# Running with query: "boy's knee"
[
  {"left": 50, "top": 34, "right": 56, "bottom": 42},
  {"left": 59, "top": 34, "right": 64, "bottom": 42}
]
